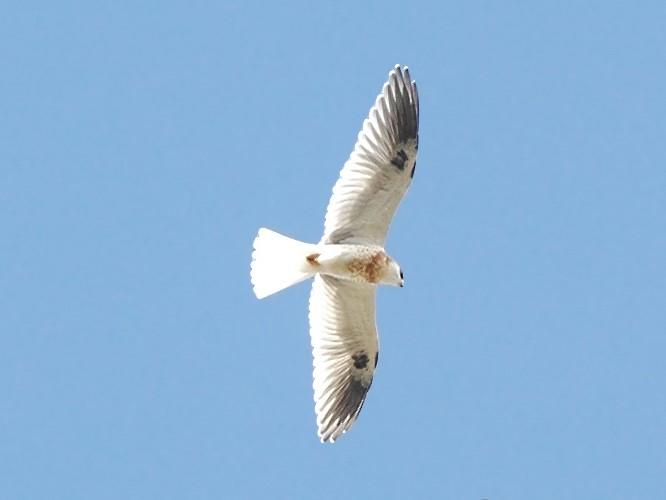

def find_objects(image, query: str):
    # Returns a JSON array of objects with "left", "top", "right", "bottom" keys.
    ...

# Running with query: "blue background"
[{"left": 2, "top": 2, "right": 665, "bottom": 498}]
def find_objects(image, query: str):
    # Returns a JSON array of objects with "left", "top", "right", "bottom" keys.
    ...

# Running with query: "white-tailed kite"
[{"left": 250, "top": 65, "right": 419, "bottom": 442}]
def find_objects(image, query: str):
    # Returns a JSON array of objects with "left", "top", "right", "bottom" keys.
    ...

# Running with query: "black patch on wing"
[
  {"left": 391, "top": 149, "right": 408, "bottom": 170},
  {"left": 410, "top": 161, "right": 416, "bottom": 179},
  {"left": 352, "top": 352, "right": 369, "bottom": 369},
  {"left": 374, "top": 351, "right": 379, "bottom": 368}
]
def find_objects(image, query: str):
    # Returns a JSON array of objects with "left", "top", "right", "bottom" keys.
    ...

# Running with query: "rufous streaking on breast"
[{"left": 345, "top": 250, "right": 390, "bottom": 284}]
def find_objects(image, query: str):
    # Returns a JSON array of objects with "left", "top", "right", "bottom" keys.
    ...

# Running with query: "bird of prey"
[{"left": 250, "top": 65, "right": 419, "bottom": 442}]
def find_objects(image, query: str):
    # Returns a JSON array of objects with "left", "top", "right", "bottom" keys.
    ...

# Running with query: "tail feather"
[{"left": 250, "top": 228, "right": 317, "bottom": 299}]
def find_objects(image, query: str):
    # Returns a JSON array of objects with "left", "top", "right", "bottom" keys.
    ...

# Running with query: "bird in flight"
[{"left": 250, "top": 65, "right": 419, "bottom": 442}]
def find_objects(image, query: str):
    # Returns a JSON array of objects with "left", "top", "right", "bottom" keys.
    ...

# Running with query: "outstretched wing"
[
  {"left": 308, "top": 275, "right": 379, "bottom": 442},
  {"left": 322, "top": 65, "right": 419, "bottom": 246}
]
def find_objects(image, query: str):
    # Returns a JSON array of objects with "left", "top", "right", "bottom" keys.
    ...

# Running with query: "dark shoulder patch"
[
  {"left": 374, "top": 351, "right": 379, "bottom": 368},
  {"left": 391, "top": 149, "right": 408, "bottom": 170},
  {"left": 410, "top": 161, "right": 416, "bottom": 179},
  {"left": 352, "top": 352, "right": 369, "bottom": 370}
]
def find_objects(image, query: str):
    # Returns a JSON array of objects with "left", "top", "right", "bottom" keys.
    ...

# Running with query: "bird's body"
[
  {"left": 306, "top": 244, "right": 397, "bottom": 285},
  {"left": 250, "top": 65, "right": 419, "bottom": 442}
]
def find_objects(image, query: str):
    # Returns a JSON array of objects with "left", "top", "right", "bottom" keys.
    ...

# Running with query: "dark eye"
[{"left": 399, "top": 269, "right": 404, "bottom": 280}]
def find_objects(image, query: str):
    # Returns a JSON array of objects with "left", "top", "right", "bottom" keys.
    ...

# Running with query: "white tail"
[{"left": 250, "top": 228, "right": 317, "bottom": 299}]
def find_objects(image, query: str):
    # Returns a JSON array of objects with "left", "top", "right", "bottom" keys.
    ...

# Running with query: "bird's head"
[{"left": 383, "top": 258, "right": 404, "bottom": 288}]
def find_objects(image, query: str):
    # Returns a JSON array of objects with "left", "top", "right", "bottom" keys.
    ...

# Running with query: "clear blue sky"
[{"left": 2, "top": 1, "right": 665, "bottom": 498}]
